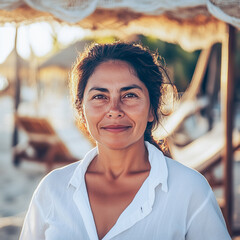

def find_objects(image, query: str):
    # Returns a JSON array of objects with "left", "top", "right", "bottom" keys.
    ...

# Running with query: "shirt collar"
[
  {"left": 68, "top": 141, "right": 169, "bottom": 193},
  {"left": 145, "top": 141, "right": 169, "bottom": 193},
  {"left": 68, "top": 146, "right": 98, "bottom": 189}
]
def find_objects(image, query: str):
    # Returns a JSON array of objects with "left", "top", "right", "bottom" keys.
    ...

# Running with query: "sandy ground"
[
  {"left": 0, "top": 97, "right": 46, "bottom": 239},
  {"left": 0, "top": 95, "right": 92, "bottom": 239},
  {"left": 0, "top": 95, "right": 240, "bottom": 239}
]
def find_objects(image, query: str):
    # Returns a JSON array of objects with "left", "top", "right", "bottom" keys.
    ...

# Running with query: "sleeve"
[
  {"left": 185, "top": 190, "right": 231, "bottom": 240},
  {"left": 19, "top": 177, "right": 53, "bottom": 240}
]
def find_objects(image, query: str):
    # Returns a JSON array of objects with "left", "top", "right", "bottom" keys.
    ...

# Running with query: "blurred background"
[{"left": 0, "top": 2, "right": 240, "bottom": 239}]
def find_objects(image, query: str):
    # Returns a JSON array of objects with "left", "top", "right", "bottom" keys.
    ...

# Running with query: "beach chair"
[
  {"left": 168, "top": 122, "right": 240, "bottom": 190},
  {"left": 13, "top": 115, "right": 80, "bottom": 172},
  {"left": 153, "top": 43, "right": 215, "bottom": 142},
  {"left": 154, "top": 43, "right": 240, "bottom": 213}
]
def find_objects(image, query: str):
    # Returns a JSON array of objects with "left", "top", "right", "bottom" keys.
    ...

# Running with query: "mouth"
[{"left": 101, "top": 125, "right": 132, "bottom": 132}]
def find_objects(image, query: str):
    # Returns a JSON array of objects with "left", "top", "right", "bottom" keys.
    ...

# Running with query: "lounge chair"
[
  {"left": 13, "top": 115, "right": 81, "bottom": 172},
  {"left": 153, "top": 43, "right": 214, "bottom": 141},
  {"left": 153, "top": 43, "right": 240, "bottom": 213},
  {"left": 168, "top": 122, "right": 239, "bottom": 182}
]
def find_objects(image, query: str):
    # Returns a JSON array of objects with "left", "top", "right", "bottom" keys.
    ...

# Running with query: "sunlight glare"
[
  {"left": 0, "top": 75, "right": 9, "bottom": 91},
  {"left": 0, "top": 22, "right": 88, "bottom": 63},
  {"left": 29, "top": 22, "right": 53, "bottom": 57},
  {"left": 17, "top": 25, "right": 31, "bottom": 59},
  {"left": 56, "top": 25, "right": 87, "bottom": 45},
  {"left": 0, "top": 24, "right": 15, "bottom": 64}
]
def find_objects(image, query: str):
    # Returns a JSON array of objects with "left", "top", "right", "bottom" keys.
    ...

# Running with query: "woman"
[{"left": 20, "top": 42, "right": 231, "bottom": 240}]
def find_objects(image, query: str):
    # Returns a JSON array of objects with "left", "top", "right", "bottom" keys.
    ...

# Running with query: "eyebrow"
[
  {"left": 88, "top": 84, "right": 143, "bottom": 93},
  {"left": 89, "top": 87, "right": 109, "bottom": 93}
]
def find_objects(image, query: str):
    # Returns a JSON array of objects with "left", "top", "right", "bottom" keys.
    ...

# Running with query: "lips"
[{"left": 101, "top": 125, "right": 132, "bottom": 132}]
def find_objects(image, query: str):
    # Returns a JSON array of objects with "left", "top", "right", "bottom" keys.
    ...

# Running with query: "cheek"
[
  {"left": 127, "top": 104, "right": 151, "bottom": 123},
  {"left": 84, "top": 106, "right": 94, "bottom": 122},
  {"left": 83, "top": 104, "right": 105, "bottom": 130}
]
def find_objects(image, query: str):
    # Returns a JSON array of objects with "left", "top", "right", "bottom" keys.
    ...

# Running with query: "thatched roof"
[
  {"left": 0, "top": 1, "right": 239, "bottom": 50},
  {"left": 38, "top": 40, "right": 92, "bottom": 82},
  {"left": 39, "top": 40, "right": 91, "bottom": 70}
]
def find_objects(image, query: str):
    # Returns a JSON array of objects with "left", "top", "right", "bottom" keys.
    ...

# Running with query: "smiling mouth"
[{"left": 102, "top": 125, "right": 132, "bottom": 132}]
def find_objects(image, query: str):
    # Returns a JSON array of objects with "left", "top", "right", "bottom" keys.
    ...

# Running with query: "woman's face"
[{"left": 82, "top": 60, "right": 154, "bottom": 150}]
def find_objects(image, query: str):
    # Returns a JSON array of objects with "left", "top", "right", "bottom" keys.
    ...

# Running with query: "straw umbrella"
[
  {"left": 0, "top": 0, "right": 239, "bottom": 235},
  {"left": 38, "top": 39, "right": 91, "bottom": 82}
]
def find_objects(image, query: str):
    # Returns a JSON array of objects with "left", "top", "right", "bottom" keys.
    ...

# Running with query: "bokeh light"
[
  {"left": 17, "top": 25, "right": 31, "bottom": 59},
  {"left": 28, "top": 22, "right": 53, "bottom": 57},
  {"left": 55, "top": 24, "right": 87, "bottom": 46},
  {"left": 0, "top": 23, "right": 15, "bottom": 64}
]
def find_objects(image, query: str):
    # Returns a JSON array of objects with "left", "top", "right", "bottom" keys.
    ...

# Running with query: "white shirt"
[{"left": 20, "top": 141, "right": 231, "bottom": 240}]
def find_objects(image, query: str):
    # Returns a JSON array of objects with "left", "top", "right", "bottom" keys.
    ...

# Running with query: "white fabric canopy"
[
  {"left": 0, "top": 0, "right": 239, "bottom": 26},
  {"left": 0, "top": 0, "right": 239, "bottom": 50}
]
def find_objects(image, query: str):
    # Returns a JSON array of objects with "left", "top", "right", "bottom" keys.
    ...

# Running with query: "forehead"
[
  {"left": 95, "top": 60, "right": 135, "bottom": 72},
  {"left": 86, "top": 60, "right": 142, "bottom": 87}
]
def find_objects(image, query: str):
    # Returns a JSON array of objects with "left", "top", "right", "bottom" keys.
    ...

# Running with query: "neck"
[{"left": 89, "top": 140, "right": 150, "bottom": 180}]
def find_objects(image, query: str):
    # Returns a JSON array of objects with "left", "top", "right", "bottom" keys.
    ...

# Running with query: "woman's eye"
[
  {"left": 92, "top": 94, "right": 107, "bottom": 100},
  {"left": 123, "top": 93, "right": 138, "bottom": 99}
]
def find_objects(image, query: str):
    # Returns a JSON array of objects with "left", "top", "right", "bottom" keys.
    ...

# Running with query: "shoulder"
[
  {"left": 47, "top": 160, "right": 81, "bottom": 181},
  {"left": 35, "top": 147, "right": 97, "bottom": 195},
  {"left": 146, "top": 141, "right": 211, "bottom": 197},
  {"left": 165, "top": 156, "right": 211, "bottom": 198},
  {"left": 35, "top": 161, "right": 81, "bottom": 195}
]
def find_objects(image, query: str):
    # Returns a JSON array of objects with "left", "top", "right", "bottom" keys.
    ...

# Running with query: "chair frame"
[{"left": 13, "top": 115, "right": 79, "bottom": 172}]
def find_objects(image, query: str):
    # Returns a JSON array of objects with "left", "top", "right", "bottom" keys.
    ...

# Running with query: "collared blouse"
[{"left": 20, "top": 141, "right": 231, "bottom": 240}]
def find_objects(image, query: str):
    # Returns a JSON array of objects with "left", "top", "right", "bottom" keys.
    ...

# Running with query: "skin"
[{"left": 82, "top": 60, "right": 154, "bottom": 239}]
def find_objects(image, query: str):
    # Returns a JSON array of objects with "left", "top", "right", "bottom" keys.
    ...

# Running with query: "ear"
[{"left": 148, "top": 107, "right": 154, "bottom": 123}]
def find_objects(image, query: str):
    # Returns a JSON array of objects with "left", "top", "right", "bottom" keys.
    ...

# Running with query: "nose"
[
  {"left": 106, "top": 100, "right": 124, "bottom": 119},
  {"left": 107, "top": 111, "right": 124, "bottom": 118}
]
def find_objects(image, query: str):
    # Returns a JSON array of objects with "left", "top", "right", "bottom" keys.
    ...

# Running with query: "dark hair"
[{"left": 70, "top": 42, "right": 172, "bottom": 154}]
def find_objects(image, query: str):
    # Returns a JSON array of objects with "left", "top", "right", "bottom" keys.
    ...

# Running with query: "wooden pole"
[
  {"left": 220, "top": 24, "right": 236, "bottom": 235},
  {"left": 12, "top": 26, "right": 21, "bottom": 148}
]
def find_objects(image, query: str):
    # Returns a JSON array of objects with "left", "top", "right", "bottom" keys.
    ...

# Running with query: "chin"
[
  {"left": 97, "top": 138, "right": 143, "bottom": 151},
  {"left": 100, "top": 142, "right": 128, "bottom": 150}
]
